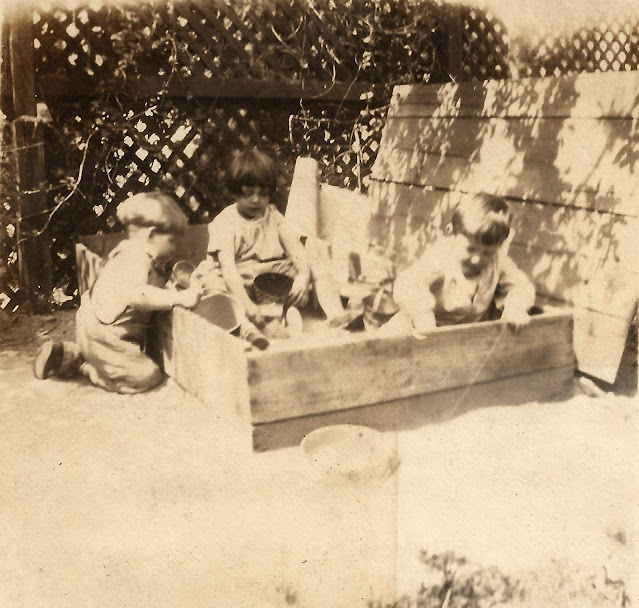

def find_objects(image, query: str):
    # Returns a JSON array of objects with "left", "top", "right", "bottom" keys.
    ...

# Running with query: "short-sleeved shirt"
[
  {"left": 394, "top": 237, "right": 535, "bottom": 325},
  {"left": 207, "top": 203, "right": 287, "bottom": 262},
  {"left": 90, "top": 239, "right": 166, "bottom": 326}
]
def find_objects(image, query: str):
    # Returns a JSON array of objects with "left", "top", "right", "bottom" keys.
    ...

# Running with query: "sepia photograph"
[{"left": 1, "top": 0, "right": 637, "bottom": 606}]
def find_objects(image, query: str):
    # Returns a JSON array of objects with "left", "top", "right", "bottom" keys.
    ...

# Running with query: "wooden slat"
[
  {"left": 166, "top": 306, "right": 250, "bottom": 422},
  {"left": 247, "top": 310, "right": 573, "bottom": 424},
  {"left": 8, "top": 6, "right": 36, "bottom": 117},
  {"left": 532, "top": 295, "right": 629, "bottom": 383},
  {"left": 74, "top": 243, "right": 104, "bottom": 294},
  {"left": 389, "top": 70, "right": 639, "bottom": 119},
  {"left": 372, "top": 118, "right": 639, "bottom": 218},
  {"left": 0, "top": 16, "right": 12, "bottom": 117},
  {"left": 573, "top": 312, "right": 630, "bottom": 383},
  {"left": 39, "top": 74, "right": 379, "bottom": 102},
  {"left": 252, "top": 364, "right": 575, "bottom": 452},
  {"left": 508, "top": 242, "right": 638, "bottom": 317},
  {"left": 444, "top": 4, "right": 463, "bottom": 81},
  {"left": 9, "top": 4, "right": 53, "bottom": 300},
  {"left": 368, "top": 182, "right": 637, "bottom": 264}
]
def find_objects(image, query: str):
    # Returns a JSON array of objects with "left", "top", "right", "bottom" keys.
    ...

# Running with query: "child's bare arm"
[
  {"left": 278, "top": 222, "right": 311, "bottom": 307},
  {"left": 217, "top": 249, "right": 264, "bottom": 325},
  {"left": 497, "top": 257, "right": 536, "bottom": 331},
  {"left": 393, "top": 257, "right": 438, "bottom": 332},
  {"left": 278, "top": 222, "right": 311, "bottom": 277},
  {"left": 130, "top": 284, "right": 200, "bottom": 311}
]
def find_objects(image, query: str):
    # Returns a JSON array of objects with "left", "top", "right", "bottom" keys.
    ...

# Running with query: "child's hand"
[
  {"left": 502, "top": 307, "right": 531, "bottom": 332},
  {"left": 245, "top": 302, "right": 266, "bottom": 328},
  {"left": 410, "top": 311, "right": 436, "bottom": 337},
  {"left": 176, "top": 286, "right": 201, "bottom": 309},
  {"left": 288, "top": 273, "right": 310, "bottom": 308}
]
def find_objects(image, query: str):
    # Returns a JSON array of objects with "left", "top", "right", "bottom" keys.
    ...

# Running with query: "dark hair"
[
  {"left": 224, "top": 148, "right": 278, "bottom": 195},
  {"left": 451, "top": 193, "right": 511, "bottom": 246}
]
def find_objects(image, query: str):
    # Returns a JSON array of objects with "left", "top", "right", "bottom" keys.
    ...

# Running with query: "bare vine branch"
[{"left": 16, "top": 134, "right": 93, "bottom": 245}]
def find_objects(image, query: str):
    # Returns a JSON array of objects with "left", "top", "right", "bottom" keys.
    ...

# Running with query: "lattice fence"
[
  {"left": 461, "top": 7, "right": 509, "bottom": 80},
  {"left": 17, "top": 0, "right": 456, "bottom": 298},
  {"left": 3, "top": 0, "right": 639, "bottom": 304},
  {"left": 512, "top": 15, "right": 639, "bottom": 77}
]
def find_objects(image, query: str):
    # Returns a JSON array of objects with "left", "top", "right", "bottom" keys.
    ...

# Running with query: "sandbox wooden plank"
[
  {"left": 164, "top": 307, "right": 250, "bottom": 420},
  {"left": 252, "top": 364, "right": 575, "bottom": 452},
  {"left": 247, "top": 311, "right": 573, "bottom": 425}
]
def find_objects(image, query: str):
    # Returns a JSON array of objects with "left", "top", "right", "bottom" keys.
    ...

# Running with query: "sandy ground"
[{"left": 0, "top": 311, "right": 637, "bottom": 607}]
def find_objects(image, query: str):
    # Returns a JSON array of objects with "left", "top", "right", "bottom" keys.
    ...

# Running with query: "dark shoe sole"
[{"left": 33, "top": 340, "right": 64, "bottom": 380}]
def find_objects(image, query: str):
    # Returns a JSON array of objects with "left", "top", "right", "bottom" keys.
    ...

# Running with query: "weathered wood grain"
[
  {"left": 388, "top": 71, "right": 639, "bottom": 119},
  {"left": 252, "top": 364, "right": 575, "bottom": 452},
  {"left": 370, "top": 74, "right": 639, "bottom": 383},
  {"left": 247, "top": 310, "right": 573, "bottom": 424},
  {"left": 373, "top": 119, "right": 639, "bottom": 218},
  {"left": 164, "top": 306, "right": 250, "bottom": 422},
  {"left": 75, "top": 244, "right": 104, "bottom": 295}
]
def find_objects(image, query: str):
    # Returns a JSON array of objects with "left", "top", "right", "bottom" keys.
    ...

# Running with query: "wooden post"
[
  {"left": 6, "top": 2, "right": 52, "bottom": 303},
  {"left": 445, "top": 5, "right": 464, "bottom": 82}
]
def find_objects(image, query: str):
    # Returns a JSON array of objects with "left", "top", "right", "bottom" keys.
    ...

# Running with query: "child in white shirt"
[{"left": 386, "top": 193, "right": 535, "bottom": 335}]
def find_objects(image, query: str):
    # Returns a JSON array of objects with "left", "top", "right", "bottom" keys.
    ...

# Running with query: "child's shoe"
[
  {"left": 328, "top": 308, "right": 364, "bottom": 331},
  {"left": 33, "top": 340, "right": 64, "bottom": 379},
  {"left": 239, "top": 322, "right": 270, "bottom": 350}
]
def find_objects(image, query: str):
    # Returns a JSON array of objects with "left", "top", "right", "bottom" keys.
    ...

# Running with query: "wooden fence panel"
[{"left": 369, "top": 71, "right": 639, "bottom": 383}]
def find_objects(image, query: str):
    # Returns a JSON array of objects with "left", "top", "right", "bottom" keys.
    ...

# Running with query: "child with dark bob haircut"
[
  {"left": 195, "top": 148, "right": 355, "bottom": 336},
  {"left": 383, "top": 193, "right": 535, "bottom": 335},
  {"left": 33, "top": 191, "right": 201, "bottom": 393}
]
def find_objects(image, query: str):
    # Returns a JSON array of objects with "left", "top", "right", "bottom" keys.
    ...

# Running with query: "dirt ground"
[{"left": 1, "top": 311, "right": 637, "bottom": 608}]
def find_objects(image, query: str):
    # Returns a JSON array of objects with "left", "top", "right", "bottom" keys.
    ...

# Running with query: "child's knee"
[
  {"left": 84, "top": 358, "right": 163, "bottom": 394},
  {"left": 126, "top": 361, "right": 163, "bottom": 393}
]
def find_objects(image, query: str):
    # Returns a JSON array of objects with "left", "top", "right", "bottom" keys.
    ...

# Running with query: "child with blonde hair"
[
  {"left": 384, "top": 193, "right": 535, "bottom": 335},
  {"left": 33, "top": 191, "right": 201, "bottom": 393}
]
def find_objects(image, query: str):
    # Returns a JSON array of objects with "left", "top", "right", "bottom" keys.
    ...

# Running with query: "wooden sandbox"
[
  {"left": 77, "top": 220, "right": 574, "bottom": 452},
  {"left": 162, "top": 302, "right": 574, "bottom": 451}
]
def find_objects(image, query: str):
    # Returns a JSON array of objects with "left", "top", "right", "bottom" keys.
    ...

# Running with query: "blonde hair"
[{"left": 116, "top": 191, "right": 188, "bottom": 234}]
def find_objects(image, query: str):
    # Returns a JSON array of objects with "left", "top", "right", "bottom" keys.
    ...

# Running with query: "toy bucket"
[
  {"left": 300, "top": 424, "right": 400, "bottom": 483},
  {"left": 362, "top": 288, "right": 399, "bottom": 330},
  {"left": 253, "top": 272, "right": 294, "bottom": 305},
  {"left": 192, "top": 293, "right": 243, "bottom": 333},
  {"left": 171, "top": 260, "right": 196, "bottom": 290}
]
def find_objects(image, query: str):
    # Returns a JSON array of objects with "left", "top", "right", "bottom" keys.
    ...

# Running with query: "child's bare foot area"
[{"left": 328, "top": 308, "right": 364, "bottom": 330}]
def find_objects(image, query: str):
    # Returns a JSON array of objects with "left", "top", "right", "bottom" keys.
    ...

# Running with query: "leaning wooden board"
[{"left": 369, "top": 70, "right": 639, "bottom": 384}]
